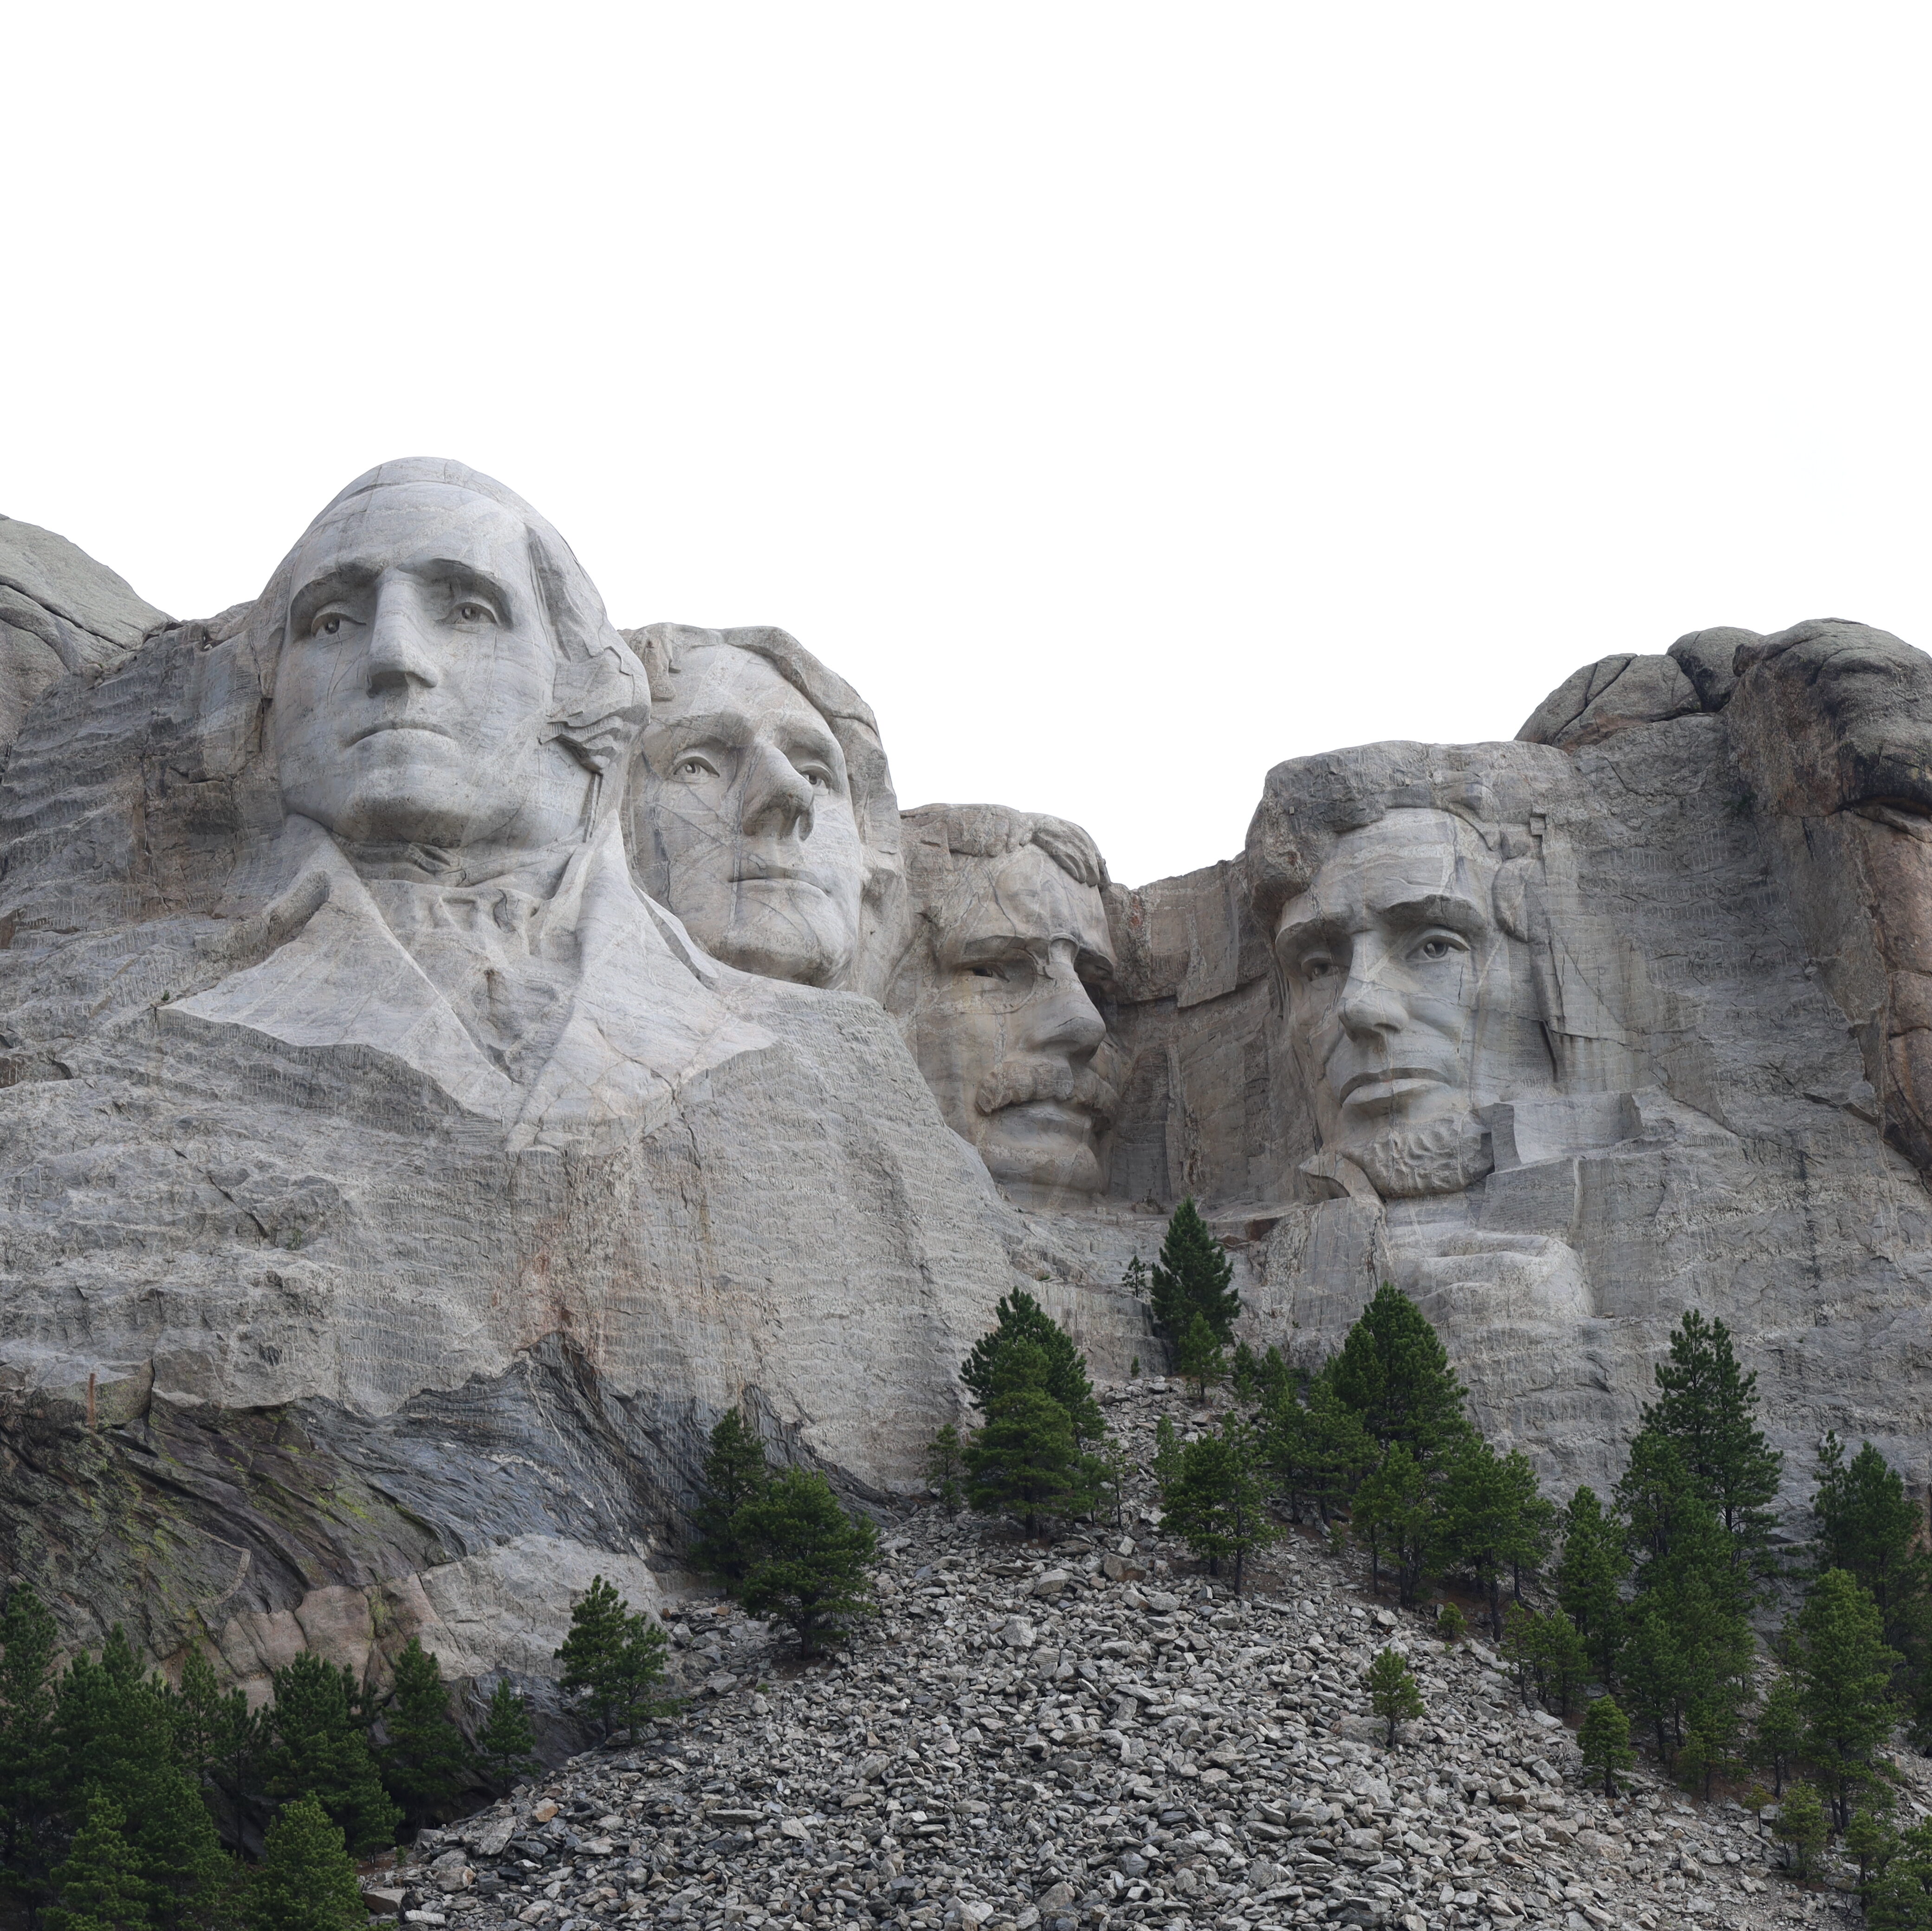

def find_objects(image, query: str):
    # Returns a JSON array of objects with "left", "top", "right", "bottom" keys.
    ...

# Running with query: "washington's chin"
[
  {"left": 691, "top": 907, "right": 858, "bottom": 989},
  {"left": 978, "top": 1103, "right": 1104, "bottom": 1192}
]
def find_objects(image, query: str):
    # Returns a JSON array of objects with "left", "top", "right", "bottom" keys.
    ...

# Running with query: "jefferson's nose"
[
  {"left": 365, "top": 588, "right": 441, "bottom": 694},
  {"left": 740, "top": 740, "right": 816, "bottom": 840}
]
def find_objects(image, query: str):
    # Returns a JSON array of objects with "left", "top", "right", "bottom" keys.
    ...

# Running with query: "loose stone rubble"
[{"left": 380, "top": 1381, "right": 1918, "bottom": 1931}]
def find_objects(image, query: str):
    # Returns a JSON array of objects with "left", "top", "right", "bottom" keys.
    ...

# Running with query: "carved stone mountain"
[{"left": 3, "top": 475, "right": 1929, "bottom": 1716}]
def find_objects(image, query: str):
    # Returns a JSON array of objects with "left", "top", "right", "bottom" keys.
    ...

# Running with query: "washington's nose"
[
  {"left": 1338, "top": 953, "right": 1405, "bottom": 1040},
  {"left": 365, "top": 590, "right": 441, "bottom": 695},
  {"left": 740, "top": 740, "right": 816, "bottom": 840}
]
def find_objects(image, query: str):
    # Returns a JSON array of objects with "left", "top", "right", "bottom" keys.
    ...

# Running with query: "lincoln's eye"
[{"left": 1418, "top": 936, "right": 1458, "bottom": 961}]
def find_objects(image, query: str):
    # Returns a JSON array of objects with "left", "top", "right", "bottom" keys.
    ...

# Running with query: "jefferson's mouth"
[
  {"left": 731, "top": 865, "right": 823, "bottom": 888},
  {"left": 349, "top": 719, "right": 455, "bottom": 746}
]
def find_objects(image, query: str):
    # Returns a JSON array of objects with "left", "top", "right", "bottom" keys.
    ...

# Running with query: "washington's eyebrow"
[{"left": 289, "top": 561, "right": 379, "bottom": 630}]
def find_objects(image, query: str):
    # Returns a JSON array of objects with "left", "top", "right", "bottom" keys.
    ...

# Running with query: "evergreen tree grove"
[
  {"left": 0, "top": 1587, "right": 64, "bottom": 1918},
  {"left": 1555, "top": 1486, "right": 1627, "bottom": 1685},
  {"left": 1148, "top": 1198, "right": 1241, "bottom": 1346}
]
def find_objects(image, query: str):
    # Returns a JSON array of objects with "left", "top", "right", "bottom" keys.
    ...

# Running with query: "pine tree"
[
  {"left": 1352, "top": 1444, "right": 1437, "bottom": 1607},
  {"left": 46, "top": 1789, "right": 149, "bottom": 1931},
  {"left": 1174, "top": 1311, "right": 1227, "bottom": 1402},
  {"left": 964, "top": 1341, "right": 1096, "bottom": 1536},
  {"left": 1434, "top": 1438, "right": 1553, "bottom": 1639},
  {"left": 0, "top": 1587, "right": 65, "bottom": 1919},
  {"left": 690, "top": 1408, "right": 772, "bottom": 1584},
  {"left": 960, "top": 1290, "right": 1105, "bottom": 1443},
  {"left": 175, "top": 1641, "right": 262, "bottom": 1854},
  {"left": 1790, "top": 1567, "right": 1902, "bottom": 1829},
  {"left": 244, "top": 1794, "right": 366, "bottom": 1931},
  {"left": 1148, "top": 1199, "right": 1241, "bottom": 1345},
  {"left": 261, "top": 1651, "right": 398, "bottom": 1855},
  {"left": 1754, "top": 1674, "right": 1802, "bottom": 1798},
  {"left": 1577, "top": 1695, "right": 1634, "bottom": 1800},
  {"left": 1555, "top": 1486, "right": 1628, "bottom": 1685},
  {"left": 554, "top": 1578, "right": 671, "bottom": 1741},
  {"left": 1637, "top": 1309, "right": 1782, "bottom": 1566},
  {"left": 1153, "top": 1413, "right": 1278, "bottom": 1596},
  {"left": 1847, "top": 1804, "right": 1899, "bottom": 1902},
  {"left": 1869, "top": 1817, "right": 1932, "bottom": 1929},
  {"left": 734, "top": 1469, "right": 880, "bottom": 1658},
  {"left": 1501, "top": 1604, "right": 1587, "bottom": 1716},
  {"left": 377, "top": 1637, "right": 472, "bottom": 1830},
  {"left": 1329, "top": 1286, "right": 1469, "bottom": 1459},
  {"left": 473, "top": 1679, "right": 538, "bottom": 1788},
  {"left": 53, "top": 1630, "right": 228, "bottom": 1931},
  {"left": 1773, "top": 1781, "right": 1828, "bottom": 1879},
  {"left": 923, "top": 1425, "right": 966, "bottom": 1512},
  {"left": 1363, "top": 1648, "right": 1424, "bottom": 1748},
  {"left": 1262, "top": 1369, "right": 1376, "bottom": 1525}
]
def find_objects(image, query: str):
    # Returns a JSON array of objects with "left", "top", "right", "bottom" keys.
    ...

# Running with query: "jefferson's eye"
[
  {"left": 802, "top": 768, "right": 833, "bottom": 791},
  {"left": 311, "top": 610, "right": 352, "bottom": 638},
  {"left": 673, "top": 756, "right": 718, "bottom": 780}
]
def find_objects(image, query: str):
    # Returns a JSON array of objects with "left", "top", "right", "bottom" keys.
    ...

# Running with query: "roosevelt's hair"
[
  {"left": 240, "top": 457, "right": 648, "bottom": 777},
  {"left": 899, "top": 802, "right": 1109, "bottom": 894}
]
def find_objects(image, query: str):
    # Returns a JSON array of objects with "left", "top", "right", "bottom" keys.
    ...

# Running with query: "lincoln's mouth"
[
  {"left": 1848, "top": 794, "right": 1932, "bottom": 838},
  {"left": 1337, "top": 1066, "right": 1447, "bottom": 1105},
  {"left": 349, "top": 719, "right": 455, "bottom": 746},
  {"left": 992, "top": 1100, "right": 1096, "bottom": 1131}
]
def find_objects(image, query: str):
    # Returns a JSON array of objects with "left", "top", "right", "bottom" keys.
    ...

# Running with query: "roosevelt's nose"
[
  {"left": 1337, "top": 945, "right": 1406, "bottom": 1041},
  {"left": 740, "top": 740, "right": 816, "bottom": 840},
  {"left": 1020, "top": 948, "right": 1106, "bottom": 1060},
  {"left": 365, "top": 585, "right": 441, "bottom": 695}
]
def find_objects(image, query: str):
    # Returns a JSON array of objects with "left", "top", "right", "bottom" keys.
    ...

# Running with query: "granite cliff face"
[{"left": 1, "top": 465, "right": 1927, "bottom": 1723}]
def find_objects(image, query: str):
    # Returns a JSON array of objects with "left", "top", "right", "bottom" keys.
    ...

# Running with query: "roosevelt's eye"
[{"left": 1300, "top": 953, "right": 1336, "bottom": 980}]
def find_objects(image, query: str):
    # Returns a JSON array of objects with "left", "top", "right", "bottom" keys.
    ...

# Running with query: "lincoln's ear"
[{"left": 545, "top": 650, "right": 649, "bottom": 776}]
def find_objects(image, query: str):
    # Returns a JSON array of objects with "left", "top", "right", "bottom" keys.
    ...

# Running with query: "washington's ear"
[{"left": 545, "top": 650, "right": 649, "bottom": 776}]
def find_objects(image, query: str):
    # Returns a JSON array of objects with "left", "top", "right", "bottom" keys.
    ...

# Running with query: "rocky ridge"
[{"left": 377, "top": 1381, "right": 1907, "bottom": 1931}]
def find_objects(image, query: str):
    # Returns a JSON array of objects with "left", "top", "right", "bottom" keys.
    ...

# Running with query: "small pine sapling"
[
  {"left": 473, "top": 1678, "right": 538, "bottom": 1787},
  {"left": 924, "top": 1425, "right": 966, "bottom": 1512},
  {"left": 734, "top": 1470, "right": 880, "bottom": 1658},
  {"left": 1578, "top": 1696, "right": 1635, "bottom": 1800},
  {"left": 1363, "top": 1647, "right": 1424, "bottom": 1749},
  {"left": 1773, "top": 1781, "right": 1828, "bottom": 1878}
]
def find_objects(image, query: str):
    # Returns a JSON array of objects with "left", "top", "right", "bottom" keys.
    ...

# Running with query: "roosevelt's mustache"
[{"left": 975, "top": 1057, "right": 1118, "bottom": 1127}]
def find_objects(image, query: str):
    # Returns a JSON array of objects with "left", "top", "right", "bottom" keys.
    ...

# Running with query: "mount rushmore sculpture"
[{"left": 2, "top": 459, "right": 1931, "bottom": 1697}]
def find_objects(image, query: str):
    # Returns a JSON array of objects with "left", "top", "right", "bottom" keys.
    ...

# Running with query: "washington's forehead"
[{"left": 295, "top": 486, "right": 532, "bottom": 579}]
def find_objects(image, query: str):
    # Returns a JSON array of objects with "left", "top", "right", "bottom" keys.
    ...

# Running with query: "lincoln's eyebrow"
[
  {"left": 1275, "top": 909, "right": 1350, "bottom": 954},
  {"left": 1365, "top": 890, "right": 1489, "bottom": 935}
]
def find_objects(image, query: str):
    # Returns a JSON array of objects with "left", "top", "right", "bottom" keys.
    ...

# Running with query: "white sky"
[{"left": 7, "top": 3, "right": 1930, "bottom": 886}]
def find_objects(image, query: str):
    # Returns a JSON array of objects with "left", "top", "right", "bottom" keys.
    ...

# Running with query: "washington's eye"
[
  {"left": 452, "top": 599, "right": 500, "bottom": 625},
  {"left": 311, "top": 610, "right": 352, "bottom": 638}
]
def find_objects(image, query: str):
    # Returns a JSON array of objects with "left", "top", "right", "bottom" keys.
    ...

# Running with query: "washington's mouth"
[{"left": 349, "top": 719, "right": 455, "bottom": 746}]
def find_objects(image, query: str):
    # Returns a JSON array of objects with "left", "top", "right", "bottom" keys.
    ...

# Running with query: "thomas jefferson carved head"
[
  {"left": 258, "top": 460, "right": 645, "bottom": 860},
  {"left": 888, "top": 804, "right": 1119, "bottom": 1197},
  {"left": 626, "top": 624, "right": 902, "bottom": 992},
  {"left": 1245, "top": 745, "right": 1586, "bottom": 1199}
]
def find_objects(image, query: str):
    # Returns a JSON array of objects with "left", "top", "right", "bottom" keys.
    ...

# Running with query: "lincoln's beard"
[{"left": 1337, "top": 1111, "right": 1493, "bottom": 1200}]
